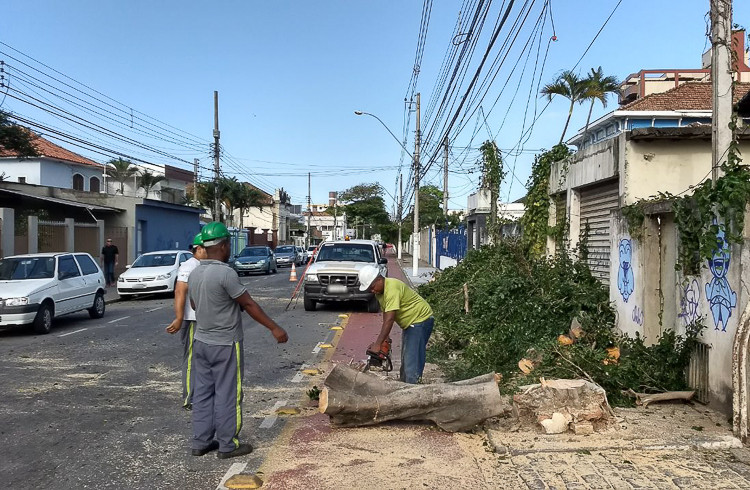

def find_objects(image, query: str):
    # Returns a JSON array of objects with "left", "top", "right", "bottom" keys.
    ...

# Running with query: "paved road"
[{"left": 0, "top": 269, "right": 365, "bottom": 489}]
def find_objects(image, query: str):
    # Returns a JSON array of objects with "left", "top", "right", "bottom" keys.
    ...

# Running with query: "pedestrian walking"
[
  {"left": 358, "top": 264, "right": 434, "bottom": 384},
  {"left": 166, "top": 233, "right": 207, "bottom": 410},
  {"left": 188, "top": 222, "right": 288, "bottom": 459},
  {"left": 100, "top": 238, "right": 119, "bottom": 287}
]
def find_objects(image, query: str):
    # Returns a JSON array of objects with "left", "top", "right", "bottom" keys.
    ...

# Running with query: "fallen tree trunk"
[
  {"left": 319, "top": 364, "right": 509, "bottom": 432},
  {"left": 625, "top": 389, "right": 696, "bottom": 407}
]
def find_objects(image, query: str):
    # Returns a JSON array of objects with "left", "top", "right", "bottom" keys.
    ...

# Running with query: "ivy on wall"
[{"left": 520, "top": 144, "right": 572, "bottom": 256}]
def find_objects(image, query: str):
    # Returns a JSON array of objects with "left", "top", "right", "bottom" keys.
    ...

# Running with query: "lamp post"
[{"left": 354, "top": 110, "right": 415, "bottom": 267}]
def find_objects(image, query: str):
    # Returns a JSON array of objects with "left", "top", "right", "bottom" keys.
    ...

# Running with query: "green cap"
[
  {"left": 192, "top": 233, "right": 204, "bottom": 247},
  {"left": 201, "top": 221, "right": 231, "bottom": 246}
]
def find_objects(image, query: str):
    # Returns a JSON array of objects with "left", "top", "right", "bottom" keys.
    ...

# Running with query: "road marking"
[
  {"left": 108, "top": 316, "right": 130, "bottom": 324},
  {"left": 259, "top": 400, "right": 288, "bottom": 429},
  {"left": 58, "top": 328, "right": 87, "bottom": 337},
  {"left": 216, "top": 462, "right": 247, "bottom": 490},
  {"left": 312, "top": 342, "right": 323, "bottom": 354},
  {"left": 291, "top": 364, "right": 308, "bottom": 383},
  {"left": 145, "top": 307, "right": 164, "bottom": 312}
]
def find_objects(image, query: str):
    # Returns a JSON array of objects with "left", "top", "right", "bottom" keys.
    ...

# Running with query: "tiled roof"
[
  {"left": 0, "top": 131, "right": 101, "bottom": 168},
  {"left": 621, "top": 82, "right": 750, "bottom": 111}
]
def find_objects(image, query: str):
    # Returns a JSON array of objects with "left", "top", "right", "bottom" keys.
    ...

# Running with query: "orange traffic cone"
[{"left": 289, "top": 263, "right": 298, "bottom": 282}]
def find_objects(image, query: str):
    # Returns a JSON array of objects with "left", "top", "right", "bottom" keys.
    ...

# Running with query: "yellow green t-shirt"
[{"left": 376, "top": 278, "right": 433, "bottom": 329}]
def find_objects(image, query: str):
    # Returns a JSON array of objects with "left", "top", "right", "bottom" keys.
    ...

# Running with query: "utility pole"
[
  {"left": 443, "top": 136, "right": 449, "bottom": 216},
  {"left": 398, "top": 173, "right": 403, "bottom": 259},
  {"left": 333, "top": 192, "right": 338, "bottom": 240},
  {"left": 306, "top": 172, "right": 311, "bottom": 248},
  {"left": 412, "top": 92, "right": 421, "bottom": 276},
  {"left": 213, "top": 91, "right": 221, "bottom": 222},
  {"left": 193, "top": 158, "right": 199, "bottom": 204},
  {"left": 711, "top": 0, "right": 732, "bottom": 185}
]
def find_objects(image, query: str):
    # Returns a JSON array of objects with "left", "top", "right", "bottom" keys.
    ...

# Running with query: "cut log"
[
  {"left": 514, "top": 378, "right": 614, "bottom": 433},
  {"left": 625, "top": 389, "right": 695, "bottom": 407},
  {"left": 319, "top": 364, "right": 509, "bottom": 432}
]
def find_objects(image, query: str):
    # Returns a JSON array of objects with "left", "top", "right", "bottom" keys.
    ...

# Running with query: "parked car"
[
  {"left": 307, "top": 245, "right": 318, "bottom": 259},
  {"left": 233, "top": 246, "right": 277, "bottom": 275},
  {"left": 274, "top": 245, "right": 300, "bottom": 267},
  {"left": 0, "top": 252, "right": 106, "bottom": 334},
  {"left": 117, "top": 250, "right": 191, "bottom": 297},
  {"left": 303, "top": 240, "right": 388, "bottom": 312}
]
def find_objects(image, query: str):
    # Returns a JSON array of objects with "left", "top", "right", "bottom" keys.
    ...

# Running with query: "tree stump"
[
  {"left": 319, "top": 364, "right": 510, "bottom": 432},
  {"left": 513, "top": 378, "right": 614, "bottom": 434}
]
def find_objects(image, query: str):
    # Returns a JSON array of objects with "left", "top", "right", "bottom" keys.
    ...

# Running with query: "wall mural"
[
  {"left": 705, "top": 227, "right": 737, "bottom": 332},
  {"left": 617, "top": 238, "right": 634, "bottom": 302},
  {"left": 678, "top": 279, "right": 701, "bottom": 327},
  {"left": 632, "top": 305, "right": 644, "bottom": 326}
]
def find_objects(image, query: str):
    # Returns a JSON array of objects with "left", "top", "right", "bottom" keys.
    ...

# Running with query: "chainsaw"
[{"left": 363, "top": 338, "right": 393, "bottom": 372}]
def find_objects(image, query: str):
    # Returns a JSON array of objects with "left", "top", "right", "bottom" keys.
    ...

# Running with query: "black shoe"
[
  {"left": 216, "top": 443, "right": 253, "bottom": 459},
  {"left": 191, "top": 440, "right": 219, "bottom": 456}
]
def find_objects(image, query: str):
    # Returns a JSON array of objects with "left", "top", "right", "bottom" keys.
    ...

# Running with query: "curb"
[
  {"left": 483, "top": 427, "right": 744, "bottom": 456},
  {"left": 392, "top": 255, "right": 415, "bottom": 289}
]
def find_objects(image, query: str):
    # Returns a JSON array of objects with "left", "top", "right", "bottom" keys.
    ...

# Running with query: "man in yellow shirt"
[{"left": 358, "top": 265, "right": 434, "bottom": 383}]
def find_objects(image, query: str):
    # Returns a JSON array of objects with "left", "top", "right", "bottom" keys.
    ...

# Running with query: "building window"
[
  {"left": 73, "top": 174, "right": 85, "bottom": 191},
  {"left": 18, "top": 177, "right": 26, "bottom": 184},
  {"left": 90, "top": 176, "right": 101, "bottom": 193}
]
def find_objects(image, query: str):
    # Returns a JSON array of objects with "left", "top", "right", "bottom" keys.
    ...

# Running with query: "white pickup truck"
[{"left": 302, "top": 240, "right": 387, "bottom": 312}]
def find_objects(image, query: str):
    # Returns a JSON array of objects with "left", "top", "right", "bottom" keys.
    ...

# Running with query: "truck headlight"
[
  {"left": 5, "top": 297, "right": 29, "bottom": 306},
  {"left": 306, "top": 274, "right": 318, "bottom": 282},
  {"left": 157, "top": 272, "right": 172, "bottom": 280}
]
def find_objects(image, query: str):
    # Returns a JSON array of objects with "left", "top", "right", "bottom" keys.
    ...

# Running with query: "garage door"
[{"left": 579, "top": 181, "right": 619, "bottom": 285}]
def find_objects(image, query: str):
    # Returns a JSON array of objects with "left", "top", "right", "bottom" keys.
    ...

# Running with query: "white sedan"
[
  {"left": 0, "top": 252, "right": 106, "bottom": 334},
  {"left": 117, "top": 250, "right": 192, "bottom": 297}
]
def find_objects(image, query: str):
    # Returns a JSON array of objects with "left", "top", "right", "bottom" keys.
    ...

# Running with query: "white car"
[
  {"left": 117, "top": 250, "right": 192, "bottom": 297},
  {"left": 0, "top": 252, "right": 107, "bottom": 334}
]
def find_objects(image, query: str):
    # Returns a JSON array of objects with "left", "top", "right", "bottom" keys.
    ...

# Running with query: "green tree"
[
  {"left": 582, "top": 67, "right": 620, "bottom": 144},
  {"left": 540, "top": 70, "right": 589, "bottom": 145},
  {"left": 138, "top": 170, "right": 166, "bottom": 198},
  {"left": 337, "top": 183, "right": 391, "bottom": 238},
  {"left": 106, "top": 158, "right": 138, "bottom": 195},
  {"left": 0, "top": 110, "right": 39, "bottom": 157},
  {"left": 230, "top": 181, "right": 266, "bottom": 231}
]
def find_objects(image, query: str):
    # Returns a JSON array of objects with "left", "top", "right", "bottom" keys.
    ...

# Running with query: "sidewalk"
[
  {"left": 104, "top": 284, "right": 120, "bottom": 303},
  {"left": 242, "top": 250, "right": 750, "bottom": 489},
  {"left": 394, "top": 251, "right": 438, "bottom": 287}
]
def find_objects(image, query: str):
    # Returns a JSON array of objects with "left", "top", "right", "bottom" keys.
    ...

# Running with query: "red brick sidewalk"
[{"left": 255, "top": 250, "right": 492, "bottom": 489}]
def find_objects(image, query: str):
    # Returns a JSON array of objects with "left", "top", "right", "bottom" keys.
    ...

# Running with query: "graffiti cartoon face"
[
  {"left": 708, "top": 228, "right": 730, "bottom": 279},
  {"left": 617, "top": 239, "right": 635, "bottom": 302}
]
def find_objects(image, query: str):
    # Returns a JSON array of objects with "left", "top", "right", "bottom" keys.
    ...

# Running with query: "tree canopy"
[{"left": 0, "top": 111, "right": 39, "bottom": 158}]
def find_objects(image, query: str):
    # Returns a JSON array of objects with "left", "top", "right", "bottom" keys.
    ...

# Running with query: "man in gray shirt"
[{"left": 188, "top": 222, "right": 288, "bottom": 459}]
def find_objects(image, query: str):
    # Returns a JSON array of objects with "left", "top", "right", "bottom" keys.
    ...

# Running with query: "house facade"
[
  {"left": 548, "top": 80, "right": 750, "bottom": 416},
  {"left": 0, "top": 133, "right": 105, "bottom": 192}
]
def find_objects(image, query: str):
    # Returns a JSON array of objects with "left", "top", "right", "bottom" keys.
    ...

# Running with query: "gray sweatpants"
[
  {"left": 191, "top": 340, "right": 245, "bottom": 453},
  {"left": 179, "top": 321, "right": 196, "bottom": 408}
]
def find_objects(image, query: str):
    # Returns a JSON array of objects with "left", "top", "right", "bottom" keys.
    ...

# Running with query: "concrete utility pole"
[
  {"left": 711, "top": 0, "right": 733, "bottom": 185},
  {"left": 398, "top": 173, "right": 403, "bottom": 259},
  {"left": 412, "top": 93, "right": 421, "bottom": 276},
  {"left": 193, "top": 158, "right": 199, "bottom": 204},
  {"left": 333, "top": 192, "right": 338, "bottom": 240},
  {"left": 306, "top": 172, "right": 311, "bottom": 248},
  {"left": 213, "top": 91, "right": 221, "bottom": 222},
  {"left": 443, "top": 136, "right": 449, "bottom": 216}
]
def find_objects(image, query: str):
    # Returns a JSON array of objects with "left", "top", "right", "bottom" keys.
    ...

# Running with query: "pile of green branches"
[{"left": 420, "top": 240, "right": 703, "bottom": 406}]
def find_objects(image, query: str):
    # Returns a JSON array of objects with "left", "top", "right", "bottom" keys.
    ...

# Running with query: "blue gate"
[{"left": 436, "top": 226, "right": 467, "bottom": 269}]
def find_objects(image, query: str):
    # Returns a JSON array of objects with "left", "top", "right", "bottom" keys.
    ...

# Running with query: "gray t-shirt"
[{"left": 188, "top": 260, "right": 247, "bottom": 345}]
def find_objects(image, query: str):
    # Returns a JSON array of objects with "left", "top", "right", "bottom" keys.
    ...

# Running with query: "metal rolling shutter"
[{"left": 579, "top": 181, "right": 619, "bottom": 285}]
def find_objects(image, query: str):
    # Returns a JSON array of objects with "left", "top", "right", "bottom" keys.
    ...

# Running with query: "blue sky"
[{"left": 2, "top": 1, "right": 749, "bottom": 213}]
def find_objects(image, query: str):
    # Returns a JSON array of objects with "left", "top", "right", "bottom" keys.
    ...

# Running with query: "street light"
[
  {"left": 354, "top": 110, "right": 412, "bottom": 261},
  {"left": 354, "top": 111, "right": 413, "bottom": 159}
]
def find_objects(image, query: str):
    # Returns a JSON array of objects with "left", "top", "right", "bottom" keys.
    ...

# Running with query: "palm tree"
[
  {"left": 540, "top": 70, "right": 589, "bottom": 145},
  {"left": 581, "top": 67, "right": 620, "bottom": 146},
  {"left": 138, "top": 170, "right": 166, "bottom": 198},
  {"left": 105, "top": 158, "right": 137, "bottom": 195},
  {"left": 231, "top": 183, "right": 266, "bottom": 232}
]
